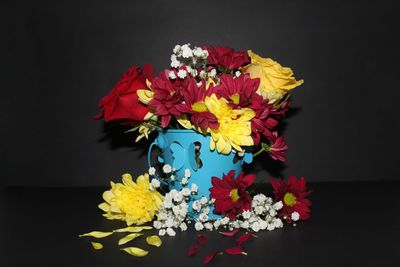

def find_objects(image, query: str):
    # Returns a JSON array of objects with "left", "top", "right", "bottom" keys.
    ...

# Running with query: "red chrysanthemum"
[
  {"left": 209, "top": 171, "right": 256, "bottom": 220},
  {"left": 94, "top": 65, "right": 153, "bottom": 125},
  {"left": 149, "top": 72, "right": 186, "bottom": 127},
  {"left": 214, "top": 74, "right": 260, "bottom": 108},
  {"left": 250, "top": 94, "right": 278, "bottom": 145},
  {"left": 270, "top": 176, "right": 312, "bottom": 222},
  {"left": 265, "top": 131, "right": 288, "bottom": 162},
  {"left": 179, "top": 78, "right": 219, "bottom": 131},
  {"left": 204, "top": 45, "right": 250, "bottom": 70}
]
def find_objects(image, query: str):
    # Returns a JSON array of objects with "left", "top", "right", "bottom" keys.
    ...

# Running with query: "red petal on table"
[
  {"left": 218, "top": 229, "right": 240, "bottom": 237},
  {"left": 187, "top": 244, "right": 198, "bottom": 257},
  {"left": 236, "top": 232, "right": 256, "bottom": 245},
  {"left": 197, "top": 235, "right": 207, "bottom": 246},
  {"left": 203, "top": 251, "right": 222, "bottom": 265},
  {"left": 224, "top": 246, "right": 248, "bottom": 255}
]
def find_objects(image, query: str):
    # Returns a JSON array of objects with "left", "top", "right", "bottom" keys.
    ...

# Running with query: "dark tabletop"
[{"left": 2, "top": 182, "right": 399, "bottom": 267}]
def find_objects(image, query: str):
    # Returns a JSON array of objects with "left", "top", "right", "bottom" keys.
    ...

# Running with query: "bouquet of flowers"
[
  {"left": 95, "top": 43, "right": 304, "bottom": 160},
  {"left": 82, "top": 44, "right": 311, "bottom": 264}
]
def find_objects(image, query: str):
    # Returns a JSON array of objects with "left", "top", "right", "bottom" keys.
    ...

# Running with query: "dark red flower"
[
  {"left": 214, "top": 74, "right": 260, "bottom": 108},
  {"left": 209, "top": 171, "right": 256, "bottom": 220},
  {"left": 266, "top": 131, "right": 288, "bottom": 162},
  {"left": 179, "top": 78, "right": 219, "bottom": 131},
  {"left": 94, "top": 65, "right": 153, "bottom": 125},
  {"left": 270, "top": 176, "right": 312, "bottom": 222},
  {"left": 149, "top": 72, "right": 186, "bottom": 127},
  {"left": 204, "top": 45, "right": 250, "bottom": 70}
]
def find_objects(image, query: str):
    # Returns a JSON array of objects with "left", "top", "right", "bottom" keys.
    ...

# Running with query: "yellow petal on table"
[
  {"left": 113, "top": 226, "right": 152, "bottom": 233},
  {"left": 118, "top": 233, "right": 143, "bottom": 245},
  {"left": 146, "top": 235, "right": 162, "bottom": 247},
  {"left": 79, "top": 231, "right": 113, "bottom": 238},
  {"left": 91, "top": 242, "right": 103, "bottom": 250},
  {"left": 121, "top": 247, "right": 149, "bottom": 257}
]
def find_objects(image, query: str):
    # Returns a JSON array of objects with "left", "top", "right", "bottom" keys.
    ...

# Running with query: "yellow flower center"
[
  {"left": 230, "top": 94, "right": 240, "bottom": 105},
  {"left": 191, "top": 101, "right": 208, "bottom": 112},
  {"left": 230, "top": 188, "right": 240, "bottom": 202},
  {"left": 283, "top": 192, "right": 296, "bottom": 207}
]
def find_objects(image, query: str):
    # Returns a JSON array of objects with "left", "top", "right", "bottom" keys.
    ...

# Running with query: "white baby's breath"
[
  {"left": 291, "top": 211, "right": 300, "bottom": 221},
  {"left": 163, "top": 164, "right": 172, "bottom": 173},
  {"left": 148, "top": 167, "right": 156, "bottom": 176}
]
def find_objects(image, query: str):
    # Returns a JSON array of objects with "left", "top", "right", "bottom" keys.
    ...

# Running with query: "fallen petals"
[
  {"left": 187, "top": 244, "right": 198, "bottom": 257},
  {"left": 146, "top": 235, "right": 162, "bottom": 247},
  {"left": 79, "top": 231, "right": 113, "bottom": 238},
  {"left": 236, "top": 232, "right": 257, "bottom": 245},
  {"left": 224, "top": 246, "right": 248, "bottom": 255},
  {"left": 218, "top": 229, "right": 240, "bottom": 237},
  {"left": 203, "top": 251, "right": 223, "bottom": 265},
  {"left": 91, "top": 242, "right": 103, "bottom": 250},
  {"left": 197, "top": 235, "right": 207, "bottom": 246},
  {"left": 118, "top": 233, "right": 143, "bottom": 245},
  {"left": 113, "top": 226, "right": 152, "bottom": 233},
  {"left": 121, "top": 247, "right": 149, "bottom": 257}
]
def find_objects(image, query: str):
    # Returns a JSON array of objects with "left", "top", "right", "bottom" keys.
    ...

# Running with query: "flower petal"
[
  {"left": 203, "top": 251, "right": 223, "bottom": 265},
  {"left": 118, "top": 233, "right": 143, "bottom": 245},
  {"left": 121, "top": 247, "right": 149, "bottom": 257},
  {"left": 91, "top": 242, "right": 103, "bottom": 250},
  {"left": 224, "top": 246, "right": 247, "bottom": 255},
  {"left": 187, "top": 244, "right": 198, "bottom": 257},
  {"left": 79, "top": 231, "right": 113, "bottom": 238},
  {"left": 236, "top": 232, "right": 256, "bottom": 245},
  {"left": 146, "top": 235, "right": 162, "bottom": 247},
  {"left": 197, "top": 235, "right": 207, "bottom": 246},
  {"left": 113, "top": 226, "right": 152, "bottom": 233},
  {"left": 218, "top": 229, "right": 240, "bottom": 237}
]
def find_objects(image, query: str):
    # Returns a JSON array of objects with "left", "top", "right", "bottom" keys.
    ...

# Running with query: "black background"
[{"left": 2, "top": 0, "right": 400, "bottom": 187}]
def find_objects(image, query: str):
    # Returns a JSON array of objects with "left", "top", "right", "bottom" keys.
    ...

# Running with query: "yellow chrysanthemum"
[
  {"left": 98, "top": 173, "right": 164, "bottom": 226},
  {"left": 241, "top": 50, "right": 304, "bottom": 104},
  {"left": 204, "top": 94, "right": 255, "bottom": 154}
]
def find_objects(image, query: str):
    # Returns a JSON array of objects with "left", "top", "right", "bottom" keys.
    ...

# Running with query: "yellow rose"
[
  {"left": 98, "top": 173, "right": 164, "bottom": 226},
  {"left": 241, "top": 50, "right": 304, "bottom": 104}
]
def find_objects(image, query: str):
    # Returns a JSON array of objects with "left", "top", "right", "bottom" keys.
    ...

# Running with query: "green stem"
[{"left": 252, "top": 147, "right": 265, "bottom": 158}]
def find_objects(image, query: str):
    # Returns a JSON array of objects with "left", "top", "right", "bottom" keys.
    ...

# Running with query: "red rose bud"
[
  {"left": 218, "top": 229, "right": 240, "bottom": 237},
  {"left": 224, "top": 246, "right": 248, "bottom": 256},
  {"left": 197, "top": 235, "right": 207, "bottom": 246},
  {"left": 236, "top": 232, "right": 257, "bottom": 246},
  {"left": 94, "top": 64, "right": 154, "bottom": 126},
  {"left": 187, "top": 244, "right": 198, "bottom": 257}
]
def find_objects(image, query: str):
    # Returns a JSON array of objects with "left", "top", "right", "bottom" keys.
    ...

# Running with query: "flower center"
[
  {"left": 230, "top": 188, "right": 240, "bottom": 202},
  {"left": 283, "top": 192, "right": 296, "bottom": 206},
  {"left": 192, "top": 102, "right": 208, "bottom": 112},
  {"left": 230, "top": 94, "right": 240, "bottom": 105}
]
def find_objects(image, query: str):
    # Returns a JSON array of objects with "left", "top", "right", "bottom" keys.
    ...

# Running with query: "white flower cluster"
[
  {"left": 192, "top": 194, "right": 284, "bottom": 233},
  {"left": 171, "top": 43, "right": 208, "bottom": 69},
  {"left": 154, "top": 187, "right": 196, "bottom": 236}
]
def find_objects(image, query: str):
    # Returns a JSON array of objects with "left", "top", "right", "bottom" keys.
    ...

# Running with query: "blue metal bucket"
[{"left": 148, "top": 129, "right": 253, "bottom": 217}]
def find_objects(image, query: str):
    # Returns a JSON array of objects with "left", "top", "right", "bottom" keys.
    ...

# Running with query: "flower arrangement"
[
  {"left": 81, "top": 43, "right": 311, "bottom": 264},
  {"left": 95, "top": 43, "right": 304, "bottom": 159}
]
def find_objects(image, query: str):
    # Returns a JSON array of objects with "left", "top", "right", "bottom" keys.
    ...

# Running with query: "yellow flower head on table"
[
  {"left": 98, "top": 173, "right": 164, "bottom": 226},
  {"left": 241, "top": 50, "right": 304, "bottom": 104},
  {"left": 204, "top": 94, "right": 255, "bottom": 154}
]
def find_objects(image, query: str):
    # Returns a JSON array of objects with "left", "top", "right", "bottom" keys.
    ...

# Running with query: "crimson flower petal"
[
  {"left": 224, "top": 246, "right": 248, "bottom": 255},
  {"left": 187, "top": 244, "right": 198, "bottom": 257},
  {"left": 203, "top": 251, "right": 222, "bottom": 265},
  {"left": 218, "top": 229, "right": 240, "bottom": 237},
  {"left": 197, "top": 235, "right": 207, "bottom": 246},
  {"left": 236, "top": 232, "right": 257, "bottom": 245}
]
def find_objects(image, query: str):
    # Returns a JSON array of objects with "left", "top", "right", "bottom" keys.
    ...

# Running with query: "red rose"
[
  {"left": 204, "top": 45, "right": 250, "bottom": 70},
  {"left": 94, "top": 65, "right": 154, "bottom": 125}
]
